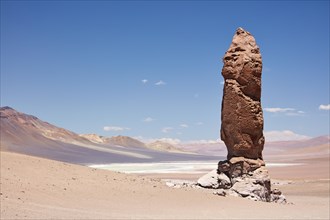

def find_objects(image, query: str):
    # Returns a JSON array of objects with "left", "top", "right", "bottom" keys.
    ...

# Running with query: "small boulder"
[
  {"left": 197, "top": 169, "right": 231, "bottom": 189},
  {"left": 197, "top": 169, "right": 219, "bottom": 188},
  {"left": 230, "top": 167, "right": 271, "bottom": 202},
  {"left": 213, "top": 189, "right": 226, "bottom": 196}
]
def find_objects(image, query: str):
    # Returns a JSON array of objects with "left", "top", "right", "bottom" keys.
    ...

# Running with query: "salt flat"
[
  {"left": 1, "top": 151, "right": 329, "bottom": 219},
  {"left": 89, "top": 161, "right": 303, "bottom": 174}
]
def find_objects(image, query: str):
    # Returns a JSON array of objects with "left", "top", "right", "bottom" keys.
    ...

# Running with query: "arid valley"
[
  {"left": 1, "top": 1, "right": 329, "bottom": 219},
  {"left": 1, "top": 106, "right": 329, "bottom": 219}
]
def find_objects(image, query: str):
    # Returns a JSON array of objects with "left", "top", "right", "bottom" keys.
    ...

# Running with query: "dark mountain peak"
[
  {"left": 0, "top": 106, "right": 39, "bottom": 121},
  {"left": 1, "top": 106, "right": 14, "bottom": 111}
]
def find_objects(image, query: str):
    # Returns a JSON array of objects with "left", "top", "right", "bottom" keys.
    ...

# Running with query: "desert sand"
[{"left": 1, "top": 151, "right": 329, "bottom": 219}]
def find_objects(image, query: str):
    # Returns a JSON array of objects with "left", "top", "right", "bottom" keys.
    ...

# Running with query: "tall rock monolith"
[
  {"left": 221, "top": 27, "right": 264, "bottom": 160},
  {"left": 197, "top": 28, "right": 286, "bottom": 203}
]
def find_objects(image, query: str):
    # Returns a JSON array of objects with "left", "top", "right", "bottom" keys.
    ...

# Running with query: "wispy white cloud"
[
  {"left": 141, "top": 79, "right": 148, "bottom": 84},
  {"left": 285, "top": 112, "right": 305, "bottom": 116},
  {"left": 319, "top": 104, "right": 330, "bottom": 111},
  {"left": 143, "top": 117, "right": 154, "bottom": 122},
  {"left": 196, "top": 122, "right": 204, "bottom": 126},
  {"left": 264, "top": 130, "right": 310, "bottom": 142},
  {"left": 155, "top": 80, "right": 166, "bottom": 86},
  {"left": 180, "top": 124, "right": 189, "bottom": 128},
  {"left": 220, "top": 81, "right": 225, "bottom": 85},
  {"left": 264, "top": 107, "right": 305, "bottom": 116},
  {"left": 161, "top": 127, "right": 173, "bottom": 133},
  {"left": 264, "top": 108, "right": 295, "bottom": 113},
  {"left": 103, "top": 126, "right": 130, "bottom": 132}
]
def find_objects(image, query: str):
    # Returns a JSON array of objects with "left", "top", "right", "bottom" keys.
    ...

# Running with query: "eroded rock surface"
[
  {"left": 221, "top": 27, "right": 264, "bottom": 160},
  {"left": 192, "top": 28, "right": 287, "bottom": 203}
]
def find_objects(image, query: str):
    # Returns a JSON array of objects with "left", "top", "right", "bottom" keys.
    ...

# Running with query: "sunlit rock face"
[{"left": 220, "top": 27, "right": 264, "bottom": 160}]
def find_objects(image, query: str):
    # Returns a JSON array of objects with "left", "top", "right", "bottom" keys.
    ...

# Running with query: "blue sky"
[{"left": 1, "top": 0, "right": 329, "bottom": 142}]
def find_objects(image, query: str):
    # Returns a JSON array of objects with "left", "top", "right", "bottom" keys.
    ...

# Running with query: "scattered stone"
[
  {"left": 271, "top": 193, "right": 287, "bottom": 204},
  {"left": 165, "top": 182, "right": 175, "bottom": 188},
  {"left": 164, "top": 179, "right": 198, "bottom": 189},
  {"left": 213, "top": 189, "right": 226, "bottom": 196},
  {"left": 271, "top": 188, "right": 282, "bottom": 195},
  {"left": 272, "top": 180, "right": 293, "bottom": 186}
]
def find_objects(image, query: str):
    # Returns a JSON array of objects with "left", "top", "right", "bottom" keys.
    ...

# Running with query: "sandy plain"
[{"left": 1, "top": 151, "right": 329, "bottom": 220}]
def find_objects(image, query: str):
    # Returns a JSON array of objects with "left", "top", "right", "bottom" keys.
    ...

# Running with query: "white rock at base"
[
  {"left": 197, "top": 169, "right": 231, "bottom": 189},
  {"left": 197, "top": 169, "right": 219, "bottom": 188}
]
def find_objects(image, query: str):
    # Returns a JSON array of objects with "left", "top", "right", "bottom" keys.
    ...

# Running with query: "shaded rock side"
[
  {"left": 218, "top": 157, "right": 265, "bottom": 179},
  {"left": 220, "top": 27, "right": 264, "bottom": 160},
  {"left": 230, "top": 166, "right": 271, "bottom": 202}
]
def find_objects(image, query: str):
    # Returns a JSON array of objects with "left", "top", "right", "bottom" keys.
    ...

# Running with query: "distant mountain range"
[
  {"left": 1, "top": 106, "right": 328, "bottom": 164},
  {"left": 263, "top": 135, "right": 329, "bottom": 162},
  {"left": 0, "top": 106, "right": 219, "bottom": 164},
  {"left": 177, "top": 136, "right": 329, "bottom": 159},
  {"left": 80, "top": 134, "right": 147, "bottom": 148},
  {"left": 80, "top": 133, "right": 190, "bottom": 153}
]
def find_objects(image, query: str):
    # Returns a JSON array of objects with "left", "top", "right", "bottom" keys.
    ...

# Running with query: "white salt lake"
[{"left": 89, "top": 161, "right": 303, "bottom": 174}]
